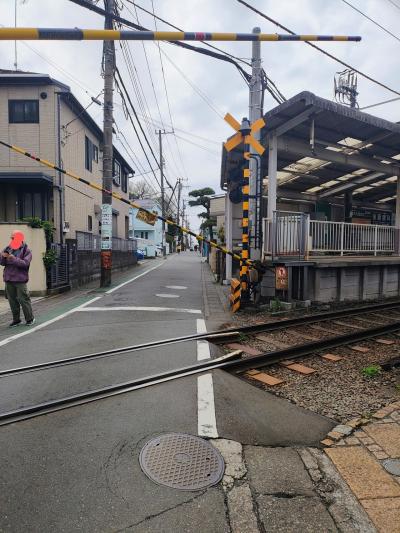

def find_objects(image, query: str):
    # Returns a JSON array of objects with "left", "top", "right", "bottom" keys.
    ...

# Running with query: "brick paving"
[{"left": 322, "top": 401, "right": 400, "bottom": 532}]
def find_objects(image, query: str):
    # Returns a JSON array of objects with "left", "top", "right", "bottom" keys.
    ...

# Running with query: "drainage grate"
[
  {"left": 382, "top": 458, "right": 400, "bottom": 476},
  {"left": 139, "top": 433, "right": 224, "bottom": 491}
]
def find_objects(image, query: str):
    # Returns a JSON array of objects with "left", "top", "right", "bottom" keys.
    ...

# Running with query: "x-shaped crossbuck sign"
[{"left": 224, "top": 113, "right": 266, "bottom": 156}]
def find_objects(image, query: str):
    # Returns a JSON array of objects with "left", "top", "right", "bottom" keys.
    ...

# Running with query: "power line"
[
  {"left": 341, "top": 0, "right": 400, "bottom": 43},
  {"left": 158, "top": 46, "right": 225, "bottom": 118},
  {"left": 149, "top": 0, "right": 189, "bottom": 181},
  {"left": 115, "top": 69, "right": 179, "bottom": 208},
  {"left": 124, "top": 0, "right": 251, "bottom": 68},
  {"left": 67, "top": 0, "right": 252, "bottom": 82},
  {"left": 236, "top": 0, "right": 400, "bottom": 97},
  {"left": 360, "top": 96, "right": 400, "bottom": 110},
  {"left": 386, "top": 0, "right": 400, "bottom": 11},
  {"left": 174, "top": 134, "right": 220, "bottom": 157}
]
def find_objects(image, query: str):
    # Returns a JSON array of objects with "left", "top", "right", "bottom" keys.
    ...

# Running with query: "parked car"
[{"left": 135, "top": 249, "right": 145, "bottom": 260}]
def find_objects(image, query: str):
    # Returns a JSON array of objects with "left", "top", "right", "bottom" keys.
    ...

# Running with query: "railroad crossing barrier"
[
  {"left": 0, "top": 29, "right": 361, "bottom": 42},
  {"left": 0, "top": 140, "right": 254, "bottom": 270},
  {"left": 229, "top": 278, "right": 241, "bottom": 313}
]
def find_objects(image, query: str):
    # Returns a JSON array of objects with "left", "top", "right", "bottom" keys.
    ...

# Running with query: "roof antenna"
[{"left": 334, "top": 69, "right": 359, "bottom": 108}]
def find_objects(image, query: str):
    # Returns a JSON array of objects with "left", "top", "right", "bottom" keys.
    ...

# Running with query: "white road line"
[
  {"left": 105, "top": 261, "right": 164, "bottom": 294},
  {"left": 166, "top": 286, "right": 187, "bottom": 290},
  {"left": 77, "top": 306, "right": 202, "bottom": 314},
  {"left": 196, "top": 319, "right": 211, "bottom": 360},
  {"left": 156, "top": 294, "right": 179, "bottom": 298},
  {"left": 196, "top": 318, "right": 218, "bottom": 438},
  {"left": 0, "top": 296, "right": 102, "bottom": 347}
]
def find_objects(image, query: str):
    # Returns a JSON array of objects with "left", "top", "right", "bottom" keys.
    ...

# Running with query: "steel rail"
[
  {"left": 1, "top": 300, "right": 400, "bottom": 378},
  {"left": 1, "top": 321, "right": 399, "bottom": 427}
]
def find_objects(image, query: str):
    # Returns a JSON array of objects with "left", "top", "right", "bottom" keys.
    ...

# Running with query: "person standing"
[{"left": 1, "top": 230, "right": 35, "bottom": 327}]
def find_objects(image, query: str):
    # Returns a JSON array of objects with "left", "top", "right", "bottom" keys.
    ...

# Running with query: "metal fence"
[
  {"left": 48, "top": 243, "right": 69, "bottom": 288},
  {"left": 263, "top": 212, "right": 309, "bottom": 260},
  {"left": 263, "top": 215, "right": 398, "bottom": 259},
  {"left": 76, "top": 231, "right": 136, "bottom": 252},
  {"left": 309, "top": 220, "right": 396, "bottom": 256}
]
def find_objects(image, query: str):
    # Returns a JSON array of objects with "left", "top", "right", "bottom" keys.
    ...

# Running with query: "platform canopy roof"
[{"left": 221, "top": 91, "right": 400, "bottom": 207}]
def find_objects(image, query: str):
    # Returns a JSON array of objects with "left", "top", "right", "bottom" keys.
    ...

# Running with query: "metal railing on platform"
[{"left": 263, "top": 215, "right": 398, "bottom": 258}]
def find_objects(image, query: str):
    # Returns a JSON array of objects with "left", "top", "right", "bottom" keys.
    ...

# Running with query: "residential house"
[
  {"left": 129, "top": 199, "right": 163, "bottom": 257},
  {"left": 0, "top": 69, "right": 134, "bottom": 244}
]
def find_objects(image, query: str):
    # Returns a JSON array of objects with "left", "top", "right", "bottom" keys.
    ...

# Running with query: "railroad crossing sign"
[{"left": 224, "top": 113, "right": 265, "bottom": 155}]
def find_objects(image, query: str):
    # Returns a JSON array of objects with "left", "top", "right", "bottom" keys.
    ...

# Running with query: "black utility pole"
[{"left": 100, "top": 0, "right": 115, "bottom": 287}]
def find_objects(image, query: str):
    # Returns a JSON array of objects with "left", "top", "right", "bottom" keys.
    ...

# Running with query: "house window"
[
  {"left": 121, "top": 169, "right": 128, "bottom": 193},
  {"left": 9, "top": 100, "right": 39, "bottom": 123},
  {"left": 18, "top": 191, "right": 47, "bottom": 220},
  {"left": 85, "top": 136, "right": 93, "bottom": 172},
  {"left": 140, "top": 231, "right": 148, "bottom": 239},
  {"left": 88, "top": 215, "right": 93, "bottom": 232},
  {"left": 113, "top": 159, "right": 121, "bottom": 186},
  {"left": 125, "top": 216, "right": 129, "bottom": 239}
]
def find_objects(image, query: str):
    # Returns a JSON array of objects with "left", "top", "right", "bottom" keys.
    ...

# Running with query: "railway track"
[
  {"left": 1, "top": 299, "right": 400, "bottom": 378},
  {"left": 0, "top": 301, "right": 399, "bottom": 426}
]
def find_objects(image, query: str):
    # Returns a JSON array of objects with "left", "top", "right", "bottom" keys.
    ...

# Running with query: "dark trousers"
[{"left": 5, "top": 282, "right": 34, "bottom": 322}]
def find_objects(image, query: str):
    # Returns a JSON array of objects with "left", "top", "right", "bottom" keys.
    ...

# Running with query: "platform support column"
[{"left": 267, "top": 134, "right": 277, "bottom": 221}]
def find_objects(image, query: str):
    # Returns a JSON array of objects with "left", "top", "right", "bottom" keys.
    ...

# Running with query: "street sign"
[
  {"left": 101, "top": 204, "right": 112, "bottom": 250},
  {"left": 136, "top": 208, "right": 158, "bottom": 226},
  {"left": 275, "top": 266, "right": 288, "bottom": 290}
]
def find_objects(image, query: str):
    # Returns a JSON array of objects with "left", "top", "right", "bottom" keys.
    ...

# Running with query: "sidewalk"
[
  {"left": 322, "top": 402, "right": 400, "bottom": 532},
  {"left": 201, "top": 260, "right": 399, "bottom": 532},
  {"left": 0, "top": 261, "right": 153, "bottom": 335}
]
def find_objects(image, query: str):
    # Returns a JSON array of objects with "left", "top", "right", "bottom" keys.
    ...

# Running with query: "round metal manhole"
[
  {"left": 139, "top": 433, "right": 224, "bottom": 491},
  {"left": 382, "top": 458, "right": 400, "bottom": 476}
]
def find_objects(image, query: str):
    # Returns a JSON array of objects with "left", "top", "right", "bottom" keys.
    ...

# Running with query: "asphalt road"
[{"left": 0, "top": 252, "right": 334, "bottom": 532}]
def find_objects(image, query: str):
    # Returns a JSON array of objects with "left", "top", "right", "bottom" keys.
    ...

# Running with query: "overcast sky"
[{"left": 1, "top": 0, "right": 400, "bottom": 231}]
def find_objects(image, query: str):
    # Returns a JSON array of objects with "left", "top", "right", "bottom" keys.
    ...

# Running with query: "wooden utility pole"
[{"left": 100, "top": 0, "right": 115, "bottom": 287}]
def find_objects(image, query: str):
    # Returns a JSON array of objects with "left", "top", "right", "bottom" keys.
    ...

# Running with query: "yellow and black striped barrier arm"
[
  {"left": 0, "top": 28, "right": 361, "bottom": 42},
  {"left": 0, "top": 139, "right": 253, "bottom": 267},
  {"left": 229, "top": 278, "right": 241, "bottom": 313}
]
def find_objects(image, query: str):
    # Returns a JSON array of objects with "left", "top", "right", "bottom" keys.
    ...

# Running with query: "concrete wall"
[
  {"left": 261, "top": 261, "right": 400, "bottom": 304},
  {"left": 0, "top": 223, "right": 47, "bottom": 294}
]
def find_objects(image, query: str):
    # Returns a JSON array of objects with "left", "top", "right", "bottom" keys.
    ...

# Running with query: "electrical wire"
[
  {"left": 67, "top": 0, "right": 252, "bottom": 82},
  {"left": 149, "top": 0, "right": 189, "bottom": 181},
  {"left": 341, "top": 0, "right": 400, "bottom": 43},
  {"left": 119, "top": 0, "right": 185, "bottom": 181},
  {"left": 124, "top": 0, "right": 251, "bottom": 67},
  {"left": 236, "top": 0, "right": 400, "bottom": 97},
  {"left": 173, "top": 134, "right": 220, "bottom": 157},
  {"left": 115, "top": 69, "right": 178, "bottom": 209},
  {"left": 386, "top": 0, "right": 400, "bottom": 10},
  {"left": 360, "top": 96, "right": 400, "bottom": 110}
]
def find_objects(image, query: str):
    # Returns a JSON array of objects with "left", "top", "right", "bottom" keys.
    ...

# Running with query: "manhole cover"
[
  {"left": 382, "top": 458, "right": 400, "bottom": 476},
  {"left": 139, "top": 433, "right": 224, "bottom": 491}
]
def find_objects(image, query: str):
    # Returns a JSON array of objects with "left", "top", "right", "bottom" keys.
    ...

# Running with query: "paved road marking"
[
  {"left": 197, "top": 318, "right": 211, "bottom": 360},
  {"left": 156, "top": 294, "right": 180, "bottom": 298},
  {"left": 77, "top": 306, "right": 202, "bottom": 314},
  {"left": 166, "top": 285, "right": 187, "bottom": 290},
  {"left": 196, "top": 318, "right": 218, "bottom": 438},
  {"left": 0, "top": 296, "right": 102, "bottom": 347},
  {"left": 106, "top": 261, "right": 164, "bottom": 294}
]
